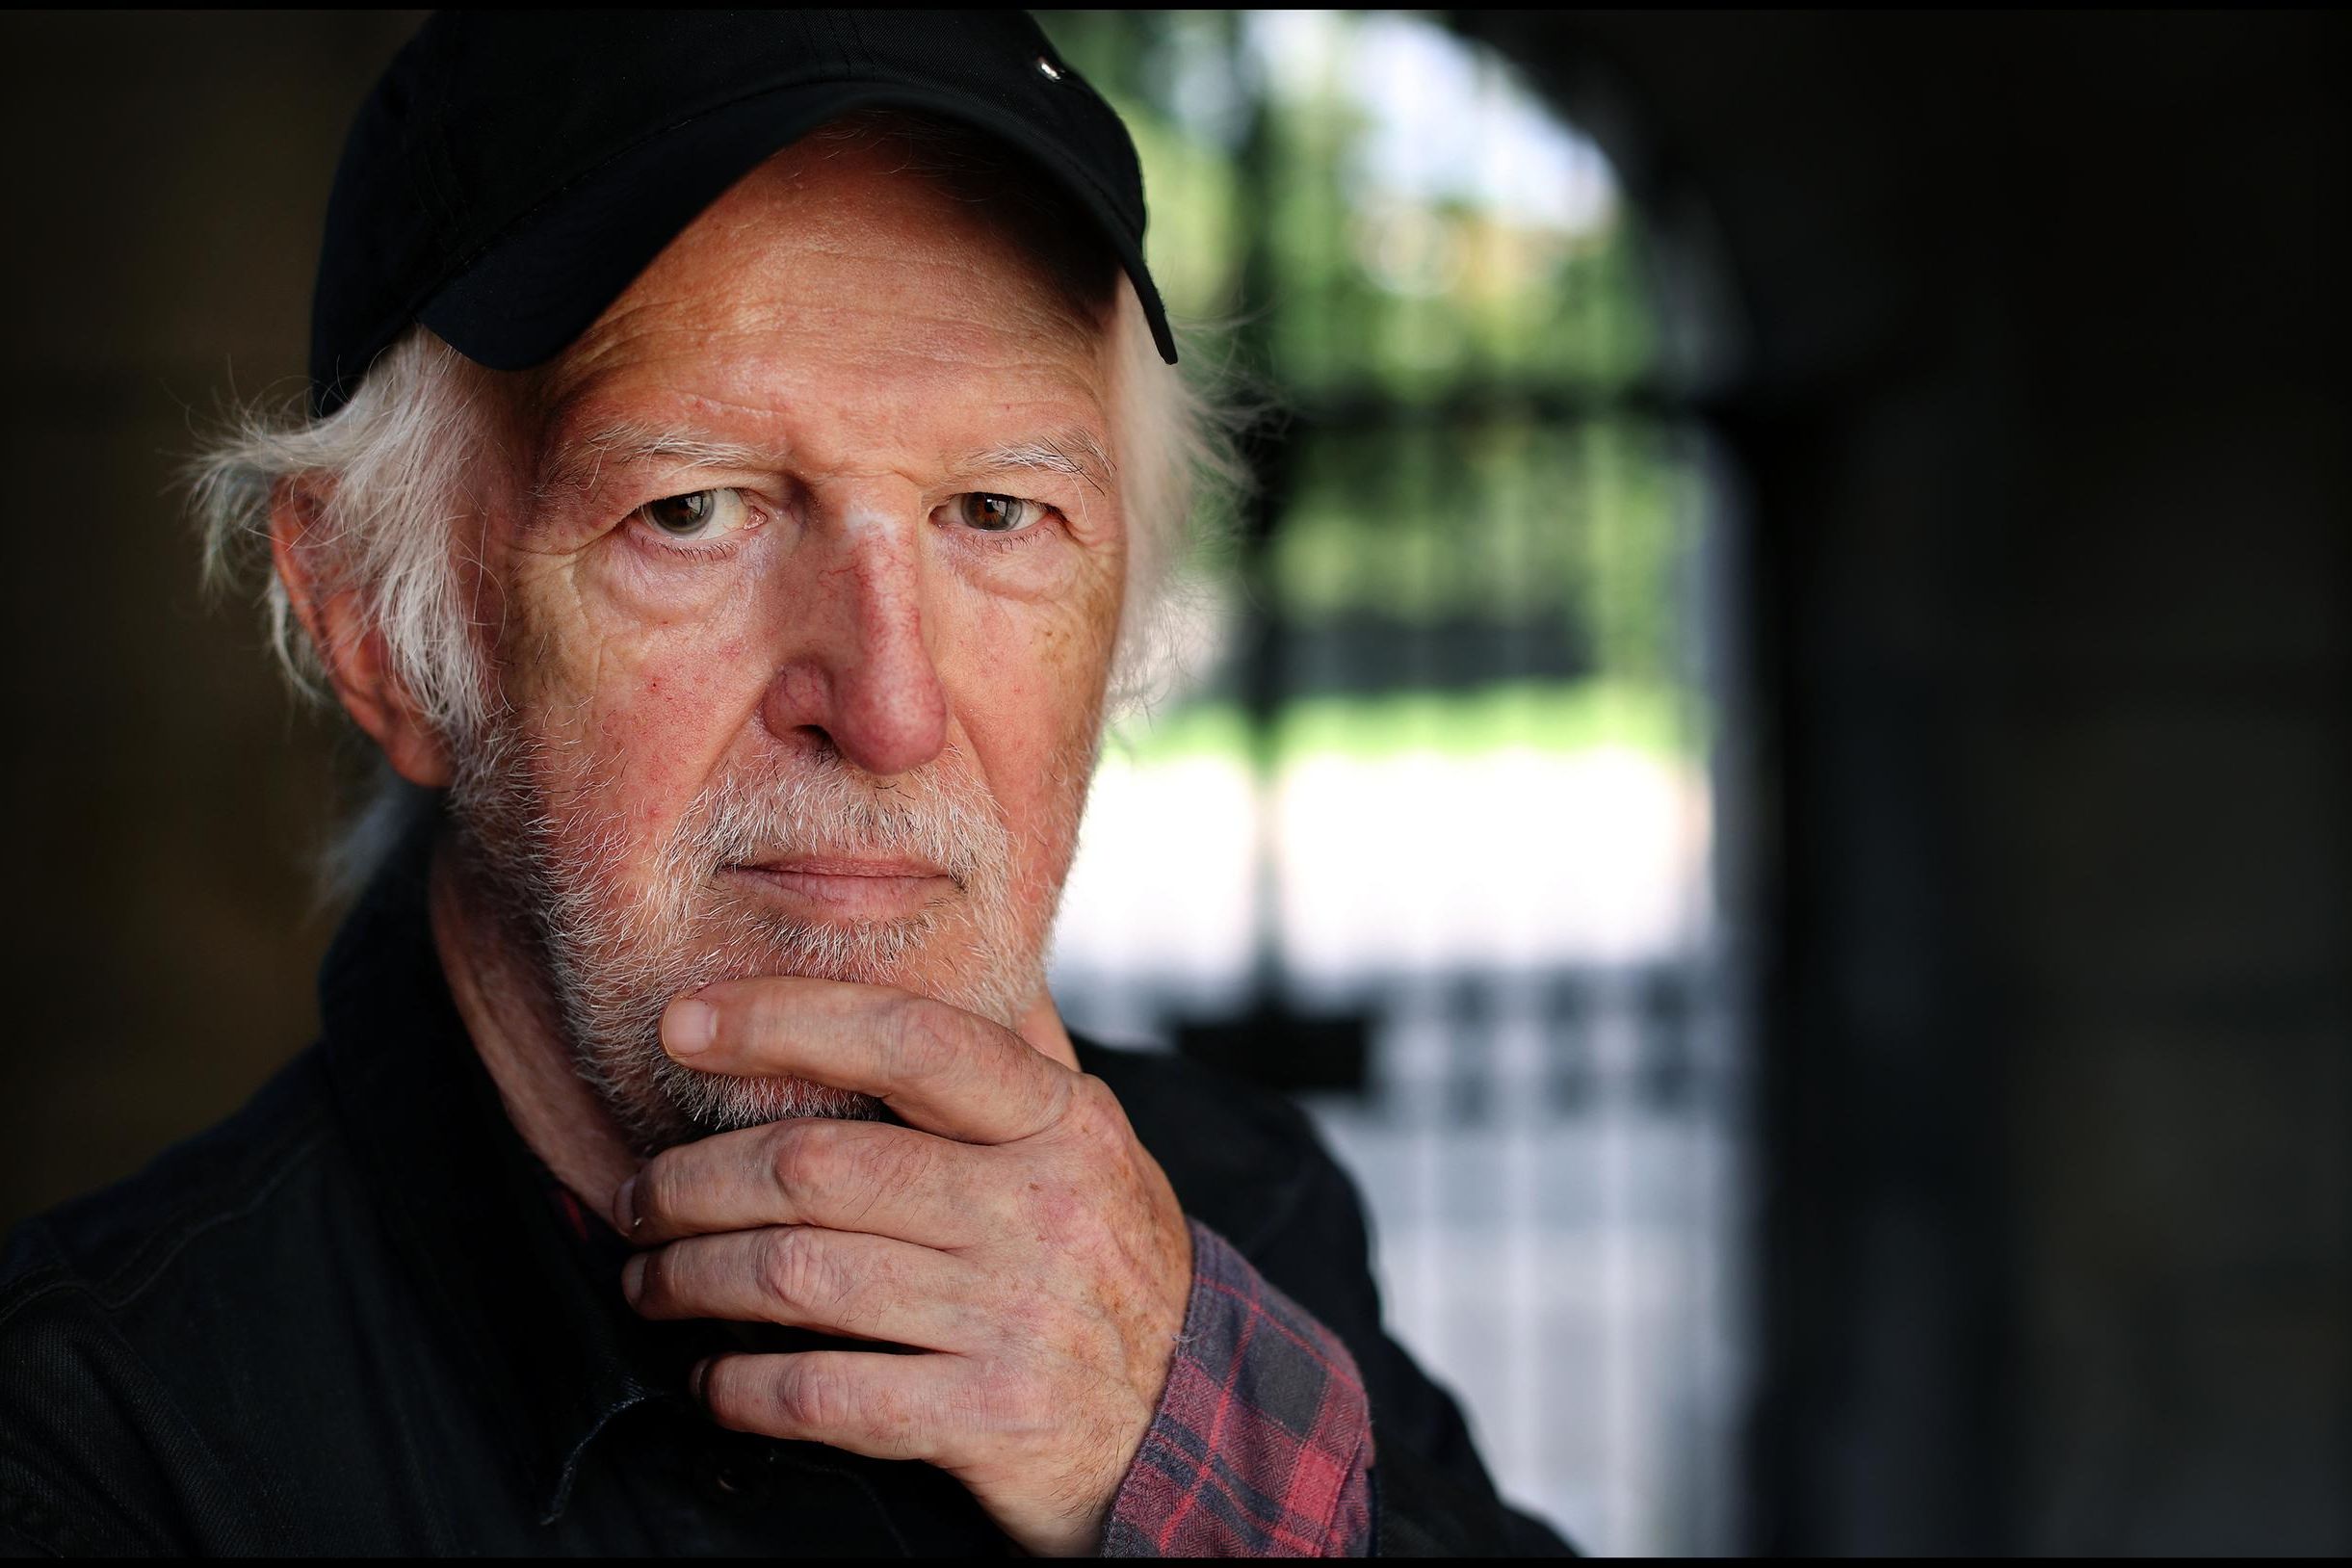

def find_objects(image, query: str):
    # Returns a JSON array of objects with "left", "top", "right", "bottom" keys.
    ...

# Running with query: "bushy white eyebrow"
[
  {"left": 958, "top": 430, "right": 1115, "bottom": 496},
  {"left": 536, "top": 420, "right": 771, "bottom": 499},
  {"left": 536, "top": 419, "right": 1116, "bottom": 499}
]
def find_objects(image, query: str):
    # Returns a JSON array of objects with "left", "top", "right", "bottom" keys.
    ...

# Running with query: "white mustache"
[{"left": 666, "top": 751, "right": 1009, "bottom": 893}]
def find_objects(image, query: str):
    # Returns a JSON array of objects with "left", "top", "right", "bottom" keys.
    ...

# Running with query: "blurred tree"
[{"left": 1036, "top": 9, "right": 1691, "bottom": 756}]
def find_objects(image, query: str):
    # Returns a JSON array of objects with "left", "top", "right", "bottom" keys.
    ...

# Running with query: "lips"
[
  {"left": 745, "top": 855, "right": 951, "bottom": 880},
  {"left": 723, "top": 855, "right": 959, "bottom": 917}
]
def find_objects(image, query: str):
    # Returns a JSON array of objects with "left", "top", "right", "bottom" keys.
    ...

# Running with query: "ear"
[{"left": 269, "top": 477, "right": 456, "bottom": 788}]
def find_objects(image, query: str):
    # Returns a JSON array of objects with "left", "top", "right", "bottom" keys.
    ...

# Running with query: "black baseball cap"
[{"left": 309, "top": 10, "right": 1176, "bottom": 418}]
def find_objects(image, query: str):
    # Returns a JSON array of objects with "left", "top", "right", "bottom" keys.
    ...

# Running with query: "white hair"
[
  {"left": 191, "top": 266, "right": 1245, "bottom": 892},
  {"left": 190, "top": 332, "right": 507, "bottom": 749}
]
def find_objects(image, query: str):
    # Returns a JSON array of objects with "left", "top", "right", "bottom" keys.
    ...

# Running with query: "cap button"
[{"left": 1034, "top": 55, "right": 1064, "bottom": 82}]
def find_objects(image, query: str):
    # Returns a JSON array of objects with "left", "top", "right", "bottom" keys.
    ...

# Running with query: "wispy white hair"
[
  {"left": 189, "top": 280, "right": 1245, "bottom": 889},
  {"left": 189, "top": 332, "right": 505, "bottom": 747},
  {"left": 1104, "top": 287, "right": 1252, "bottom": 709}
]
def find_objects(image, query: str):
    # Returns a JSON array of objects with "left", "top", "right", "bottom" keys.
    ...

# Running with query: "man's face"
[{"left": 452, "top": 134, "right": 1127, "bottom": 1151}]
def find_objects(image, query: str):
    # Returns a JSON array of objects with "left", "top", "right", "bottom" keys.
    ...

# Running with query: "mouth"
[{"left": 721, "top": 856, "right": 960, "bottom": 918}]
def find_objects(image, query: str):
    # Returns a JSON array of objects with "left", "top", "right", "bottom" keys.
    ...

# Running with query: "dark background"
[{"left": 1, "top": 11, "right": 2344, "bottom": 1555}]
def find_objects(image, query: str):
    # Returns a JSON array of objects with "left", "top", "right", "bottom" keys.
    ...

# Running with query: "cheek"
[
  {"left": 939, "top": 582, "right": 1117, "bottom": 859},
  {"left": 950, "top": 517, "right": 1123, "bottom": 689},
  {"left": 944, "top": 567, "right": 1115, "bottom": 720},
  {"left": 498, "top": 547, "right": 769, "bottom": 840}
]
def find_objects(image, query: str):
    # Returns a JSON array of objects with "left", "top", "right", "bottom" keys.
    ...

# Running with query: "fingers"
[
  {"left": 620, "top": 1117, "right": 997, "bottom": 1250},
  {"left": 663, "top": 979, "right": 1073, "bottom": 1145},
  {"left": 697, "top": 1349, "right": 1124, "bottom": 1557},
  {"left": 699, "top": 1350, "right": 979, "bottom": 1465},
  {"left": 627, "top": 1225, "right": 985, "bottom": 1352}
]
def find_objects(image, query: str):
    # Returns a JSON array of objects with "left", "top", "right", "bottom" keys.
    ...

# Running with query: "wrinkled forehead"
[{"left": 518, "top": 123, "right": 1124, "bottom": 451}]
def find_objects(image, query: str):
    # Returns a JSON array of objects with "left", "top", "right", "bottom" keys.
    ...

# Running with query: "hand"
[{"left": 610, "top": 979, "right": 1194, "bottom": 1556}]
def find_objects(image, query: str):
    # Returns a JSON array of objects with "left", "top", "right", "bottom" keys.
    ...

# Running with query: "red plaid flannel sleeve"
[{"left": 1102, "top": 1220, "right": 1374, "bottom": 1556}]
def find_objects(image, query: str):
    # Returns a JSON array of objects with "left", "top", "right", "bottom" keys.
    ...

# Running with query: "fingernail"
[
  {"left": 614, "top": 1174, "right": 642, "bottom": 1235},
  {"left": 666, "top": 998, "right": 717, "bottom": 1057},
  {"left": 621, "top": 1252, "right": 647, "bottom": 1305},
  {"left": 689, "top": 1358, "right": 712, "bottom": 1405}
]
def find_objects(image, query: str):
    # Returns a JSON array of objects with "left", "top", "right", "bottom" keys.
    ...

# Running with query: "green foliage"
[
  {"left": 1108, "top": 680, "right": 1695, "bottom": 766},
  {"left": 1038, "top": 11, "right": 1657, "bottom": 388},
  {"left": 1267, "top": 418, "right": 1691, "bottom": 682},
  {"left": 1034, "top": 10, "right": 1701, "bottom": 760}
]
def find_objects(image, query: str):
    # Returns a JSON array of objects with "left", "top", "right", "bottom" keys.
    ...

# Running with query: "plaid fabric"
[{"left": 1103, "top": 1220, "right": 1374, "bottom": 1557}]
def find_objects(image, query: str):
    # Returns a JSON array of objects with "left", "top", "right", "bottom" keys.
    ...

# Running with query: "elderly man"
[{"left": 0, "top": 13, "right": 1566, "bottom": 1557}]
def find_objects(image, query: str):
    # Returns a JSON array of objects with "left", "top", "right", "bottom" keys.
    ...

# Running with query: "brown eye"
[
  {"left": 957, "top": 492, "right": 1040, "bottom": 534},
  {"left": 636, "top": 488, "right": 750, "bottom": 541},
  {"left": 644, "top": 492, "right": 712, "bottom": 534}
]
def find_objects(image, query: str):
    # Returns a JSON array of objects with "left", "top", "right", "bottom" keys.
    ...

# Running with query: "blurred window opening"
[{"left": 1037, "top": 12, "right": 1745, "bottom": 1553}]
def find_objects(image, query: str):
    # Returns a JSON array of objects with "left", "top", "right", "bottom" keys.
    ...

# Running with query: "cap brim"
[{"left": 413, "top": 79, "right": 1177, "bottom": 381}]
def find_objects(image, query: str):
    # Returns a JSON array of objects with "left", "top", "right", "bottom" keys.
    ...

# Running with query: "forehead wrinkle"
[
  {"left": 597, "top": 239, "right": 1091, "bottom": 350},
  {"left": 551, "top": 305, "right": 1104, "bottom": 426},
  {"left": 664, "top": 304, "right": 1100, "bottom": 384},
  {"left": 614, "top": 236, "right": 1105, "bottom": 365},
  {"left": 738, "top": 220, "right": 1077, "bottom": 297}
]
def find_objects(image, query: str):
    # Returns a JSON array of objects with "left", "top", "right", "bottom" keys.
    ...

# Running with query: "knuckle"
[
  {"left": 771, "top": 1357, "right": 850, "bottom": 1431},
  {"left": 765, "top": 1122, "right": 823, "bottom": 1196},
  {"left": 1065, "top": 1073, "right": 1126, "bottom": 1141},
  {"left": 1023, "top": 1071, "right": 1076, "bottom": 1142},
  {"left": 774, "top": 1359, "right": 921, "bottom": 1453},
  {"left": 758, "top": 1227, "right": 828, "bottom": 1309},
  {"left": 776, "top": 1124, "right": 933, "bottom": 1225}
]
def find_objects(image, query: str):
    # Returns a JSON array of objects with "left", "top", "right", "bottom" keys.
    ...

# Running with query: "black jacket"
[{"left": 0, "top": 834, "right": 1571, "bottom": 1555}]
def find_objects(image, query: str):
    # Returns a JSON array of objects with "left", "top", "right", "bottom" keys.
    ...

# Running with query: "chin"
[
  {"left": 565, "top": 914, "right": 1039, "bottom": 1153},
  {"left": 656, "top": 1062, "right": 892, "bottom": 1142}
]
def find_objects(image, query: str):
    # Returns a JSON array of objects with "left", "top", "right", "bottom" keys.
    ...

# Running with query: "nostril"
[{"left": 789, "top": 725, "right": 843, "bottom": 763}]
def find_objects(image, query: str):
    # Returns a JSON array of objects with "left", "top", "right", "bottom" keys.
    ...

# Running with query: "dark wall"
[
  {"left": 0, "top": 13, "right": 426, "bottom": 1220},
  {"left": 1458, "top": 10, "right": 2351, "bottom": 1555}
]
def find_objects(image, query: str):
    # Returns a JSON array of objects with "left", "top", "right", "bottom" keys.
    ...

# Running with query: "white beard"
[{"left": 446, "top": 718, "right": 1041, "bottom": 1154}]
